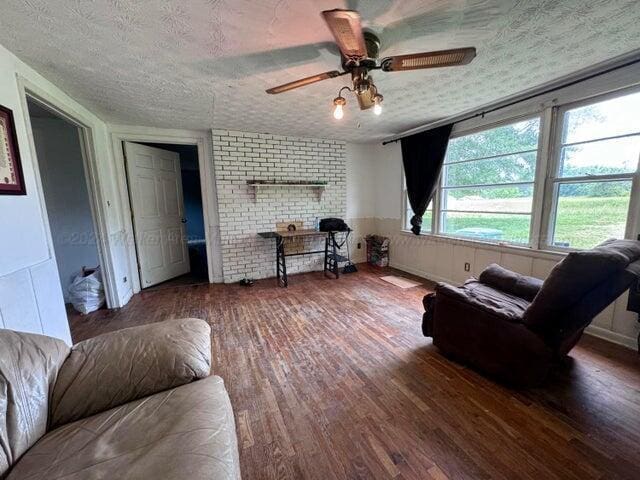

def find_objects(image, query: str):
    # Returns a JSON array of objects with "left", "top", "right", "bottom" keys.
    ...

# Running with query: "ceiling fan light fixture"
[
  {"left": 333, "top": 95, "right": 346, "bottom": 120},
  {"left": 265, "top": 9, "right": 476, "bottom": 124},
  {"left": 373, "top": 93, "right": 383, "bottom": 115}
]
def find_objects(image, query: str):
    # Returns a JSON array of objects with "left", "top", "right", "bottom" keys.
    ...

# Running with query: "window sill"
[{"left": 398, "top": 230, "right": 567, "bottom": 261}]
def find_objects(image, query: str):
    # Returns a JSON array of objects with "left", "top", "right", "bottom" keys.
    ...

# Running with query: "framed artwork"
[{"left": 0, "top": 104, "right": 26, "bottom": 195}]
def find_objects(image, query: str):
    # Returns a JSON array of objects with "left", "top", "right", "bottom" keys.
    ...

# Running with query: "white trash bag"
[{"left": 69, "top": 266, "right": 105, "bottom": 314}]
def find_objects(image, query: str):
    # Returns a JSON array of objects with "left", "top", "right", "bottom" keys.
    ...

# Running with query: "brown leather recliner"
[
  {"left": 0, "top": 318, "right": 241, "bottom": 480},
  {"left": 422, "top": 239, "right": 640, "bottom": 386}
]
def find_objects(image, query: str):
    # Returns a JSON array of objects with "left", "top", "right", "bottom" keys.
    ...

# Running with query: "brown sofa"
[
  {"left": 423, "top": 239, "right": 640, "bottom": 385},
  {"left": 0, "top": 318, "right": 241, "bottom": 480}
]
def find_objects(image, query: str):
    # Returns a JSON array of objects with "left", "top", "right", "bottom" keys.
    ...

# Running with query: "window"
[
  {"left": 438, "top": 118, "right": 541, "bottom": 244},
  {"left": 401, "top": 87, "right": 640, "bottom": 252},
  {"left": 547, "top": 90, "right": 640, "bottom": 249}
]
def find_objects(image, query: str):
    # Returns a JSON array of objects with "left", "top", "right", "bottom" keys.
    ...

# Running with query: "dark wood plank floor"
[{"left": 69, "top": 265, "right": 640, "bottom": 480}]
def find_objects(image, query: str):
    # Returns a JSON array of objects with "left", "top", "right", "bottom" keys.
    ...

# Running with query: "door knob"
[{"left": 181, "top": 218, "right": 187, "bottom": 223}]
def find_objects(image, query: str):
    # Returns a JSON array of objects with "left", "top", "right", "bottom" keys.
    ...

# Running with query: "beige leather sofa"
[{"left": 0, "top": 318, "right": 241, "bottom": 480}]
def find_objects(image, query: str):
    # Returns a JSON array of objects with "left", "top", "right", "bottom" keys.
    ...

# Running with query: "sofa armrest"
[
  {"left": 50, "top": 318, "right": 211, "bottom": 428},
  {"left": 478, "top": 264, "right": 543, "bottom": 301}
]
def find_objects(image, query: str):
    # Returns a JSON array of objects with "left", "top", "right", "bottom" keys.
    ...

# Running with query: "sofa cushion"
[
  {"left": 523, "top": 239, "right": 640, "bottom": 329},
  {"left": 478, "top": 264, "right": 543, "bottom": 301},
  {"left": 437, "top": 280, "right": 531, "bottom": 322},
  {"left": 0, "top": 330, "right": 69, "bottom": 479},
  {"left": 50, "top": 318, "right": 211, "bottom": 428},
  {"left": 7, "top": 376, "right": 240, "bottom": 480}
]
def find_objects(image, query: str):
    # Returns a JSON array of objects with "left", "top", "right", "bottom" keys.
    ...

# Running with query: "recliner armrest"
[
  {"left": 436, "top": 282, "right": 526, "bottom": 323},
  {"left": 49, "top": 318, "right": 211, "bottom": 428},
  {"left": 478, "top": 264, "right": 543, "bottom": 301}
]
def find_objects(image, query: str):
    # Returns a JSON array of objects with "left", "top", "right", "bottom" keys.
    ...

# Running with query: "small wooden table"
[{"left": 258, "top": 229, "right": 348, "bottom": 287}]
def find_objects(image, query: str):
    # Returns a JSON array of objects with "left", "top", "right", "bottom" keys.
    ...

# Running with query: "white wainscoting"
[
  {"left": 0, "top": 258, "right": 71, "bottom": 344},
  {"left": 377, "top": 218, "right": 639, "bottom": 350}
]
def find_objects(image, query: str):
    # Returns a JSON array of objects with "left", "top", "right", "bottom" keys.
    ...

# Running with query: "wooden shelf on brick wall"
[{"left": 246, "top": 180, "right": 327, "bottom": 201}]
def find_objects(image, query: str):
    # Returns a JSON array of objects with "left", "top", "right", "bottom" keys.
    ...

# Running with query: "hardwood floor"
[{"left": 68, "top": 265, "right": 640, "bottom": 480}]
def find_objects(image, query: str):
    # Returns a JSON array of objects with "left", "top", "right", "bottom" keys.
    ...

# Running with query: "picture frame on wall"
[{"left": 0, "top": 104, "right": 26, "bottom": 195}]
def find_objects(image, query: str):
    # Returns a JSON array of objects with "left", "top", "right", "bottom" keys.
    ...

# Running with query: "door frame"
[
  {"left": 109, "top": 127, "right": 221, "bottom": 294},
  {"left": 16, "top": 76, "right": 119, "bottom": 308}
]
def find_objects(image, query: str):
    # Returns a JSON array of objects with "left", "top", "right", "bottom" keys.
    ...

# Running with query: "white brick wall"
[{"left": 212, "top": 130, "right": 346, "bottom": 283}]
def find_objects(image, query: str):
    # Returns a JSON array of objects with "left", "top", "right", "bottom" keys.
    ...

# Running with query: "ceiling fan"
[{"left": 265, "top": 9, "right": 476, "bottom": 119}]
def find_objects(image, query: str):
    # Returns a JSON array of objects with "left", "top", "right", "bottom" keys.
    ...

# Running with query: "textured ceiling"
[{"left": 1, "top": 0, "right": 639, "bottom": 142}]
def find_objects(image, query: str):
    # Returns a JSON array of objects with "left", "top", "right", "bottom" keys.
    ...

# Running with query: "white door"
[{"left": 124, "top": 142, "right": 190, "bottom": 288}]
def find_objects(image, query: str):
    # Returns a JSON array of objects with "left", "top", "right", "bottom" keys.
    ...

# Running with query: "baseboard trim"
[
  {"left": 389, "top": 261, "right": 454, "bottom": 285},
  {"left": 390, "top": 262, "right": 638, "bottom": 351},
  {"left": 118, "top": 288, "right": 134, "bottom": 308},
  {"left": 584, "top": 325, "right": 637, "bottom": 350}
]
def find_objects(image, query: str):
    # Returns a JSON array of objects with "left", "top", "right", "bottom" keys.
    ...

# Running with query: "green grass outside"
[
  {"left": 554, "top": 196, "right": 629, "bottom": 248},
  {"left": 426, "top": 196, "right": 630, "bottom": 249}
]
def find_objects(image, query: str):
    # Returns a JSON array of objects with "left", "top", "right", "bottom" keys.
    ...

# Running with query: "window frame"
[
  {"left": 438, "top": 114, "right": 543, "bottom": 247},
  {"left": 401, "top": 113, "right": 546, "bottom": 246},
  {"left": 400, "top": 84, "right": 640, "bottom": 253},
  {"left": 540, "top": 87, "right": 640, "bottom": 251}
]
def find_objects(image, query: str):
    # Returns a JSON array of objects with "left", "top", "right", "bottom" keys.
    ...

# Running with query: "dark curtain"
[{"left": 401, "top": 124, "right": 453, "bottom": 235}]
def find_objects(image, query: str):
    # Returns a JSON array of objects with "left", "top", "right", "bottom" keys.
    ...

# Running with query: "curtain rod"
[{"left": 382, "top": 50, "right": 640, "bottom": 146}]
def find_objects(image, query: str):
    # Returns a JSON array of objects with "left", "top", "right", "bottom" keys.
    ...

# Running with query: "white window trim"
[
  {"left": 401, "top": 84, "right": 640, "bottom": 253},
  {"left": 402, "top": 113, "right": 544, "bottom": 247},
  {"left": 541, "top": 88, "right": 640, "bottom": 251},
  {"left": 441, "top": 113, "right": 544, "bottom": 247}
]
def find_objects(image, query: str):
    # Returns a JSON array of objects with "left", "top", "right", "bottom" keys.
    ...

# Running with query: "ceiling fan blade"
[
  {"left": 381, "top": 47, "right": 476, "bottom": 72},
  {"left": 321, "top": 9, "right": 367, "bottom": 60},
  {"left": 266, "top": 70, "right": 344, "bottom": 94},
  {"left": 356, "top": 87, "right": 375, "bottom": 110}
]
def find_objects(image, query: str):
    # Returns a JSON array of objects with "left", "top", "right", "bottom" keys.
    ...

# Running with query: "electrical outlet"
[
  {"left": 357, "top": 242, "right": 361, "bottom": 249},
  {"left": 464, "top": 262, "right": 471, "bottom": 272}
]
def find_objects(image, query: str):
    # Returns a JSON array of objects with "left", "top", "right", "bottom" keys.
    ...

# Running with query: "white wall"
[
  {"left": 372, "top": 142, "right": 403, "bottom": 220},
  {"left": 0, "top": 47, "right": 70, "bottom": 342},
  {"left": 0, "top": 44, "right": 131, "bottom": 343},
  {"left": 345, "top": 143, "right": 380, "bottom": 263},
  {"left": 31, "top": 116, "right": 100, "bottom": 301},
  {"left": 346, "top": 143, "right": 377, "bottom": 219}
]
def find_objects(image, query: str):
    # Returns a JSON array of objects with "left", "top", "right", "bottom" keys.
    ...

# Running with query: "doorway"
[
  {"left": 26, "top": 99, "right": 105, "bottom": 316},
  {"left": 124, "top": 142, "right": 209, "bottom": 290}
]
